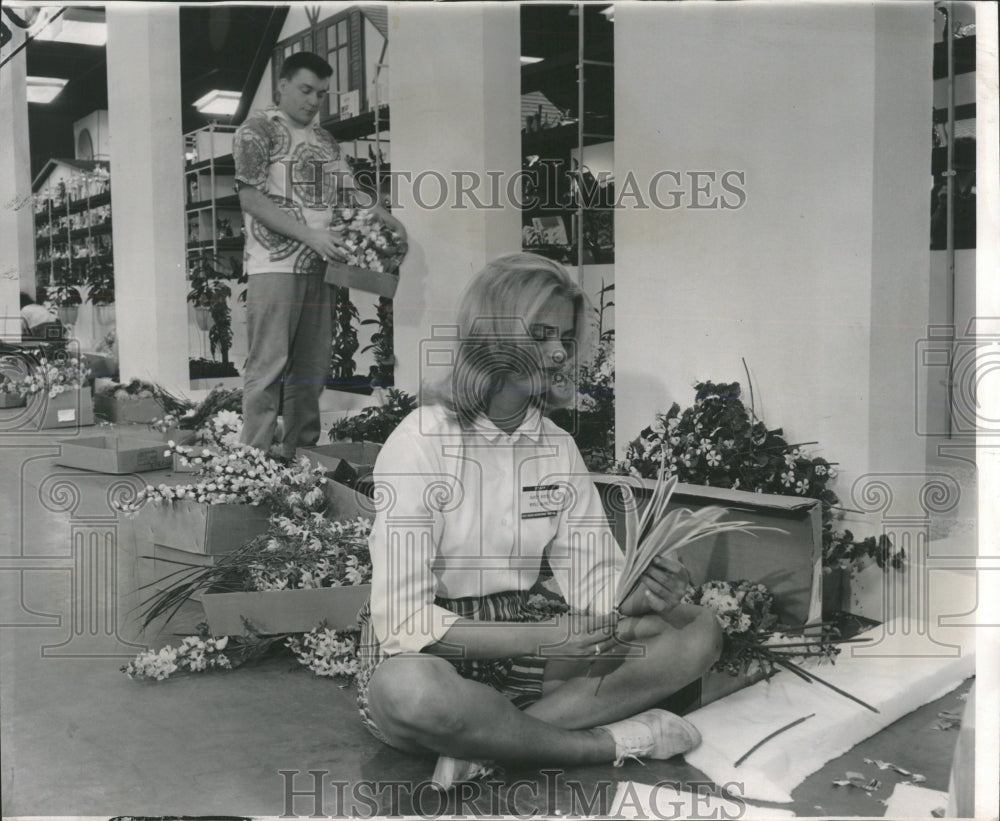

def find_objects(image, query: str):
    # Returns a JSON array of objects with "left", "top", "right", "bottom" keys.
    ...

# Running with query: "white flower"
[
  {"left": 706, "top": 450, "right": 722, "bottom": 467},
  {"left": 795, "top": 478, "right": 810, "bottom": 495},
  {"left": 781, "top": 470, "right": 795, "bottom": 487}
]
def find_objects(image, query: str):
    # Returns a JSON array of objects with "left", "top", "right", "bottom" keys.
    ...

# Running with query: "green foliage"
[
  {"left": 620, "top": 381, "right": 904, "bottom": 573},
  {"left": 330, "top": 287, "right": 360, "bottom": 381},
  {"left": 327, "top": 388, "right": 417, "bottom": 444}
]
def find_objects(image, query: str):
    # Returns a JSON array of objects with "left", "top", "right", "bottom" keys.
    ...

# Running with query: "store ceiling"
[{"left": 25, "top": 5, "right": 287, "bottom": 178}]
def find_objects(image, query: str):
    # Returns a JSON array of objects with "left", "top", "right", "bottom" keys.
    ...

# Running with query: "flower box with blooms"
[
  {"left": 593, "top": 475, "right": 823, "bottom": 627},
  {"left": 619, "top": 380, "right": 906, "bottom": 613},
  {"left": 141, "top": 513, "right": 373, "bottom": 636},
  {"left": 94, "top": 379, "right": 187, "bottom": 425},
  {"left": 8, "top": 355, "right": 94, "bottom": 430},
  {"left": 324, "top": 207, "right": 407, "bottom": 298},
  {"left": 0, "top": 372, "right": 27, "bottom": 409},
  {"left": 116, "top": 444, "right": 332, "bottom": 556}
]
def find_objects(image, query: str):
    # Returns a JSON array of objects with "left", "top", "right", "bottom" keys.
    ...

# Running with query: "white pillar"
[
  {"left": 106, "top": 5, "right": 188, "bottom": 391},
  {"left": 0, "top": 17, "right": 37, "bottom": 338},
  {"left": 614, "top": 2, "right": 931, "bottom": 532},
  {"left": 389, "top": 4, "right": 521, "bottom": 395}
]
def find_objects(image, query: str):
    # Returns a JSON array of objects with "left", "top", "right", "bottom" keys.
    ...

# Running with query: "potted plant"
[
  {"left": 187, "top": 254, "right": 238, "bottom": 364},
  {"left": 45, "top": 284, "right": 83, "bottom": 326},
  {"left": 86, "top": 259, "right": 116, "bottom": 326}
]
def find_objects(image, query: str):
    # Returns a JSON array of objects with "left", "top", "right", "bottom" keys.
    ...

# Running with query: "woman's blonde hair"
[{"left": 424, "top": 252, "right": 591, "bottom": 427}]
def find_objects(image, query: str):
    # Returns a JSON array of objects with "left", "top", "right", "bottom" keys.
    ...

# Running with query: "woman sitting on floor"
[{"left": 355, "top": 252, "right": 722, "bottom": 788}]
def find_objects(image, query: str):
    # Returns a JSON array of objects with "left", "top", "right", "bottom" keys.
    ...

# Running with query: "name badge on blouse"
[{"left": 521, "top": 484, "right": 561, "bottom": 519}]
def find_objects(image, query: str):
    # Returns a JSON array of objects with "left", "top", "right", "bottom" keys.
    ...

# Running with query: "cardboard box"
[
  {"left": 325, "top": 261, "right": 399, "bottom": 298},
  {"left": 202, "top": 584, "right": 371, "bottom": 635},
  {"left": 130, "top": 499, "right": 271, "bottom": 557},
  {"left": 302, "top": 442, "right": 381, "bottom": 491},
  {"left": 592, "top": 476, "right": 822, "bottom": 710},
  {"left": 93, "top": 393, "right": 165, "bottom": 424},
  {"left": 0, "top": 392, "right": 26, "bottom": 409},
  {"left": 592, "top": 476, "right": 822, "bottom": 626},
  {"left": 19, "top": 389, "right": 95, "bottom": 430},
  {"left": 55, "top": 433, "right": 173, "bottom": 474}
]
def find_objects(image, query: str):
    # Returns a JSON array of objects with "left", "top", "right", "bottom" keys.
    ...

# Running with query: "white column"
[
  {"left": 389, "top": 4, "right": 522, "bottom": 395},
  {"left": 106, "top": 5, "right": 188, "bottom": 391},
  {"left": 0, "top": 18, "right": 37, "bottom": 338},
  {"left": 615, "top": 2, "right": 931, "bottom": 532}
]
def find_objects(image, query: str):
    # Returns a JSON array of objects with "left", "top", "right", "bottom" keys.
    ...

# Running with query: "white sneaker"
[
  {"left": 596, "top": 708, "right": 702, "bottom": 767},
  {"left": 430, "top": 755, "right": 495, "bottom": 790}
]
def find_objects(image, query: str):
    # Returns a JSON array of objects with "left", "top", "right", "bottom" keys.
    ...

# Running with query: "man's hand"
[
  {"left": 618, "top": 555, "right": 690, "bottom": 617},
  {"left": 304, "top": 227, "right": 348, "bottom": 263}
]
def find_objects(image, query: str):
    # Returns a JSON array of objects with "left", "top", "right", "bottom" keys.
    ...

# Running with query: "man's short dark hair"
[
  {"left": 20, "top": 291, "right": 35, "bottom": 309},
  {"left": 279, "top": 52, "right": 333, "bottom": 82}
]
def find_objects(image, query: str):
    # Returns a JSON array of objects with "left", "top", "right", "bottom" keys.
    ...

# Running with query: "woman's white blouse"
[{"left": 369, "top": 404, "right": 623, "bottom": 656}]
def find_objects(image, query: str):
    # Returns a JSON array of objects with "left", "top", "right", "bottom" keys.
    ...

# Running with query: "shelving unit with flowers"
[{"left": 32, "top": 160, "right": 112, "bottom": 290}]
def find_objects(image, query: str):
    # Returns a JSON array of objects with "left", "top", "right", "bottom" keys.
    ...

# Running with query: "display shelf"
[
  {"left": 323, "top": 106, "right": 390, "bottom": 142},
  {"left": 32, "top": 160, "right": 113, "bottom": 289},
  {"left": 186, "top": 156, "right": 236, "bottom": 174},
  {"left": 187, "top": 194, "right": 241, "bottom": 211},
  {"left": 933, "top": 35, "right": 975, "bottom": 79}
]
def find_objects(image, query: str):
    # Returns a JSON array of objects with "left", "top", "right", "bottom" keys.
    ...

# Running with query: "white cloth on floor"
[
  {"left": 882, "top": 783, "right": 949, "bottom": 817},
  {"left": 683, "top": 620, "right": 975, "bottom": 803},
  {"left": 610, "top": 781, "right": 795, "bottom": 819}
]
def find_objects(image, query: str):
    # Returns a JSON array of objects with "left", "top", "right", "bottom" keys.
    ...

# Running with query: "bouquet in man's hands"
[
  {"left": 325, "top": 207, "right": 407, "bottom": 297},
  {"left": 329, "top": 207, "right": 406, "bottom": 274}
]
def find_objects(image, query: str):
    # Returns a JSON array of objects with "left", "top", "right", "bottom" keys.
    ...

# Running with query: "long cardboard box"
[
  {"left": 130, "top": 499, "right": 272, "bottom": 557},
  {"left": 55, "top": 433, "right": 173, "bottom": 474},
  {"left": 202, "top": 584, "right": 371, "bottom": 635},
  {"left": 93, "top": 393, "right": 165, "bottom": 424},
  {"left": 20, "top": 389, "right": 96, "bottom": 430}
]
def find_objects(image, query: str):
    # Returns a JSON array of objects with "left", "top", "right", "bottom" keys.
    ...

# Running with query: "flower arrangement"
[
  {"left": 115, "top": 444, "right": 329, "bottom": 516},
  {"left": 96, "top": 378, "right": 191, "bottom": 412},
  {"left": 684, "top": 579, "right": 876, "bottom": 712},
  {"left": 123, "top": 622, "right": 359, "bottom": 682},
  {"left": 327, "top": 388, "right": 418, "bottom": 444},
  {"left": 330, "top": 207, "right": 406, "bottom": 274},
  {"left": 149, "top": 385, "right": 241, "bottom": 439},
  {"left": 620, "top": 381, "right": 904, "bottom": 574},
  {"left": 134, "top": 509, "right": 371, "bottom": 629},
  {"left": 8, "top": 356, "right": 90, "bottom": 398}
]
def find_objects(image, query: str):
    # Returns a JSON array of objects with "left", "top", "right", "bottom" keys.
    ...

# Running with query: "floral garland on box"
[
  {"left": 114, "top": 444, "right": 329, "bottom": 516},
  {"left": 6, "top": 356, "right": 90, "bottom": 399},
  {"left": 331, "top": 207, "right": 406, "bottom": 274},
  {"left": 620, "top": 381, "right": 903, "bottom": 575}
]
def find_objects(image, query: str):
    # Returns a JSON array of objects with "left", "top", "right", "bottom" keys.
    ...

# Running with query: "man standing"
[{"left": 234, "top": 52, "right": 405, "bottom": 458}]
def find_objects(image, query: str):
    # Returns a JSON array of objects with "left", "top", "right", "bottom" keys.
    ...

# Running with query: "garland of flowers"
[
  {"left": 620, "top": 381, "right": 903, "bottom": 574},
  {"left": 6, "top": 355, "right": 90, "bottom": 398},
  {"left": 114, "top": 444, "right": 329, "bottom": 516},
  {"left": 122, "top": 623, "right": 360, "bottom": 682}
]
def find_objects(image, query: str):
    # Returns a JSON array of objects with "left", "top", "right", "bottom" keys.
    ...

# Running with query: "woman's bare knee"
[{"left": 368, "top": 655, "right": 467, "bottom": 739}]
